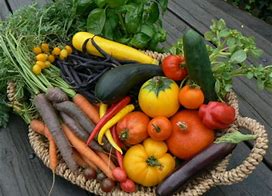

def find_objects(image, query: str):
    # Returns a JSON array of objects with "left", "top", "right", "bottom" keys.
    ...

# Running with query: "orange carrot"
[
  {"left": 73, "top": 94, "right": 100, "bottom": 124},
  {"left": 62, "top": 124, "right": 114, "bottom": 180},
  {"left": 30, "top": 120, "right": 58, "bottom": 172},
  {"left": 97, "top": 151, "right": 116, "bottom": 170},
  {"left": 49, "top": 140, "right": 58, "bottom": 172},
  {"left": 80, "top": 154, "right": 98, "bottom": 171},
  {"left": 73, "top": 149, "right": 88, "bottom": 168},
  {"left": 30, "top": 119, "right": 54, "bottom": 140}
]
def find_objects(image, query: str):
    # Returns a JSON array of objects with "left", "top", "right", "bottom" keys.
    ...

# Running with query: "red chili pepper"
[
  {"left": 86, "top": 96, "right": 131, "bottom": 145},
  {"left": 111, "top": 126, "right": 124, "bottom": 169},
  {"left": 199, "top": 101, "right": 235, "bottom": 130}
]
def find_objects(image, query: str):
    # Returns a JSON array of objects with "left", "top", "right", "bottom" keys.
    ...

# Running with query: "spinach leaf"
[{"left": 87, "top": 8, "right": 106, "bottom": 34}]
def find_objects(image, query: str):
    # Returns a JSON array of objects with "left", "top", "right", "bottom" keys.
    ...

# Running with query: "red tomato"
[{"left": 161, "top": 55, "right": 187, "bottom": 81}]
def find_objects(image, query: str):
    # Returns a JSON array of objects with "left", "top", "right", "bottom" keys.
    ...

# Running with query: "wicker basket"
[{"left": 28, "top": 51, "right": 268, "bottom": 196}]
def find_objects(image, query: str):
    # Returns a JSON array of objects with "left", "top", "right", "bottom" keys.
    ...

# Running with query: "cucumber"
[
  {"left": 183, "top": 30, "right": 218, "bottom": 102},
  {"left": 95, "top": 64, "right": 163, "bottom": 104}
]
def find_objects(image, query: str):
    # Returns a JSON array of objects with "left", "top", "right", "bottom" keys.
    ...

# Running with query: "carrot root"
[
  {"left": 73, "top": 94, "right": 100, "bottom": 124},
  {"left": 97, "top": 151, "right": 116, "bottom": 170},
  {"left": 62, "top": 124, "right": 114, "bottom": 180}
]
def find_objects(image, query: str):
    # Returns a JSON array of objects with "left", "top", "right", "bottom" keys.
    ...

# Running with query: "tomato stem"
[
  {"left": 146, "top": 156, "right": 163, "bottom": 169},
  {"left": 120, "top": 129, "right": 129, "bottom": 141},
  {"left": 176, "top": 121, "right": 187, "bottom": 131},
  {"left": 152, "top": 123, "right": 161, "bottom": 133}
]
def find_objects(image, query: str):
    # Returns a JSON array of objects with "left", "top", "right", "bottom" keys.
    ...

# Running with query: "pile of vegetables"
[{"left": 0, "top": 0, "right": 271, "bottom": 195}]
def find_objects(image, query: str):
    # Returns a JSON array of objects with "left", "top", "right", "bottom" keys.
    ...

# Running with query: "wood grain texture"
[
  {"left": 206, "top": 143, "right": 272, "bottom": 196},
  {"left": 0, "top": 114, "right": 91, "bottom": 196},
  {"left": 167, "top": 0, "right": 272, "bottom": 167},
  {"left": 168, "top": 0, "right": 272, "bottom": 63},
  {"left": 208, "top": 0, "right": 272, "bottom": 42},
  {"left": 0, "top": 1, "right": 11, "bottom": 19}
]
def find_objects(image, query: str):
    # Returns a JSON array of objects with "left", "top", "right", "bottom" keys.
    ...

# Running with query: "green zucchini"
[
  {"left": 95, "top": 64, "right": 163, "bottom": 104},
  {"left": 183, "top": 30, "right": 218, "bottom": 102}
]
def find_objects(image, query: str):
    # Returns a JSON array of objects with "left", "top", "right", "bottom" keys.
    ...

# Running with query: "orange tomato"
[
  {"left": 147, "top": 116, "right": 172, "bottom": 141},
  {"left": 116, "top": 111, "right": 149, "bottom": 145},
  {"left": 178, "top": 85, "right": 204, "bottom": 109},
  {"left": 166, "top": 110, "right": 214, "bottom": 160}
]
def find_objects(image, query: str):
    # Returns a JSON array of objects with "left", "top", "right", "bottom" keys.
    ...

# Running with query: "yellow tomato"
[
  {"left": 138, "top": 76, "right": 180, "bottom": 117},
  {"left": 123, "top": 138, "right": 175, "bottom": 187}
]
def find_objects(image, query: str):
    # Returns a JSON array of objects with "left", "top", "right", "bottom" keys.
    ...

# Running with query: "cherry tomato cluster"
[{"left": 32, "top": 43, "right": 73, "bottom": 75}]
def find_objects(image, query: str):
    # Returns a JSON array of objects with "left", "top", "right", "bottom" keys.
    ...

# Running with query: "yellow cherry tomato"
[
  {"left": 123, "top": 138, "right": 175, "bottom": 187},
  {"left": 36, "top": 61, "right": 46, "bottom": 69},
  {"left": 138, "top": 76, "right": 180, "bottom": 117},
  {"left": 65, "top": 45, "right": 73, "bottom": 55},
  {"left": 44, "top": 61, "right": 51, "bottom": 68},
  {"left": 48, "top": 55, "right": 55, "bottom": 63},
  {"left": 52, "top": 47, "right": 61, "bottom": 56},
  {"left": 59, "top": 49, "right": 68, "bottom": 60},
  {"left": 36, "top": 53, "right": 48, "bottom": 62},
  {"left": 41, "top": 43, "right": 49, "bottom": 53},
  {"left": 32, "top": 46, "right": 42, "bottom": 55},
  {"left": 32, "top": 64, "right": 42, "bottom": 75}
]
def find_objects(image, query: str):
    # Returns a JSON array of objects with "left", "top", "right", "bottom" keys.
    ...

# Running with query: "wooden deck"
[{"left": 1, "top": 0, "right": 272, "bottom": 195}]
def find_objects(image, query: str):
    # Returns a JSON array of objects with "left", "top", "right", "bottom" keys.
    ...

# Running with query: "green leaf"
[
  {"left": 215, "top": 80, "right": 221, "bottom": 95},
  {"left": 257, "top": 79, "right": 265, "bottom": 90},
  {"left": 76, "top": 0, "right": 96, "bottom": 15},
  {"left": 94, "top": 0, "right": 106, "bottom": 8},
  {"left": 87, "top": 8, "right": 106, "bottom": 34},
  {"left": 125, "top": 3, "right": 143, "bottom": 33},
  {"left": 102, "top": 10, "right": 119, "bottom": 40},
  {"left": 246, "top": 72, "right": 254, "bottom": 79},
  {"left": 204, "top": 31, "right": 215, "bottom": 41},
  {"left": 249, "top": 48, "right": 263, "bottom": 58},
  {"left": 129, "top": 32, "right": 150, "bottom": 49},
  {"left": 156, "top": 0, "right": 168, "bottom": 12},
  {"left": 215, "top": 131, "right": 256, "bottom": 144},
  {"left": 140, "top": 24, "right": 155, "bottom": 38},
  {"left": 106, "top": 0, "right": 127, "bottom": 8},
  {"left": 219, "top": 29, "right": 230, "bottom": 37},
  {"left": 143, "top": 2, "right": 160, "bottom": 24},
  {"left": 230, "top": 49, "right": 247, "bottom": 63}
]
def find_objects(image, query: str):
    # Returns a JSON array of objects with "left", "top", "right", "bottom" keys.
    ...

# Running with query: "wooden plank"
[
  {"left": 207, "top": 0, "right": 272, "bottom": 42},
  {"left": 206, "top": 143, "right": 272, "bottom": 195},
  {"left": 0, "top": 1, "right": 11, "bottom": 19},
  {"left": 168, "top": 0, "right": 272, "bottom": 63},
  {"left": 0, "top": 114, "right": 91, "bottom": 196},
  {"left": 167, "top": 0, "right": 272, "bottom": 168},
  {"left": 7, "top": 0, "right": 50, "bottom": 12}
]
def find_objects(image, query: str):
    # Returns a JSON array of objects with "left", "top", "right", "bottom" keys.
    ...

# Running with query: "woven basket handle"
[{"left": 212, "top": 115, "right": 268, "bottom": 185}]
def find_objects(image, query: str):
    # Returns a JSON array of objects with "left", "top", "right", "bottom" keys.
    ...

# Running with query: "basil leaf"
[
  {"left": 103, "top": 10, "right": 119, "bottom": 40},
  {"left": 94, "top": 0, "right": 106, "bottom": 8},
  {"left": 156, "top": 0, "right": 168, "bottom": 12},
  {"left": 140, "top": 24, "right": 155, "bottom": 38},
  {"left": 129, "top": 33, "right": 150, "bottom": 49},
  {"left": 87, "top": 8, "right": 106, "bottom": 34},
  {"left": 143, "top": 2, "right": 159, "bottom": 24},
  {"left": 76, "top": 0, "right": 96, "bottom": 15},
  {"left": 106, "top": 0, "right": 127, "bottom": 8},
  {"left": 125, "top": 4, "right": 143, "bottom": 33}
]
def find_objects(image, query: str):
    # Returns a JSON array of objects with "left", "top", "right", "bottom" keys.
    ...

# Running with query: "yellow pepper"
[
  {"left": 97, "top": 104, "right": 135, "bottom": 144},
  {"left": 99, "top": 103, "right": 123, "bottom": 154},
  {"left": 123, "top": 138, "right": 175, "bottom": 187}
]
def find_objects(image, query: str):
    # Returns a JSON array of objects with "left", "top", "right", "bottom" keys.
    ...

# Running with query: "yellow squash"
[
  {"left": 123, "top": 138, "right": 175, "bottom": 187},
  {"left": 72, "top": 32, "right": 158, "bottom": 64},
  {"left": 138, "top": 76, "right": 180, "bottom": 117}
]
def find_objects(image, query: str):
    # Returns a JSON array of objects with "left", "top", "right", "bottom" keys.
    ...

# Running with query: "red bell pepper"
[{"left": 199, "top": 101, "right": 235, "bottom": 130}]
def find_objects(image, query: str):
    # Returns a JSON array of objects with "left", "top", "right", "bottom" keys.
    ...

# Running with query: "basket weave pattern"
[{"left": 28, "top": 52, "right": 268, "bottom": 196}]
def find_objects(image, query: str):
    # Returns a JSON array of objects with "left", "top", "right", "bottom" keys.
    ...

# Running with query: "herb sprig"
[{"left": 169, "top": 19, "right": 272, "bottom": 100}]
